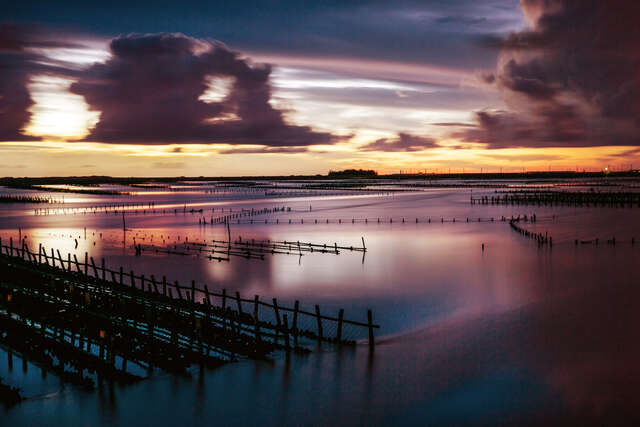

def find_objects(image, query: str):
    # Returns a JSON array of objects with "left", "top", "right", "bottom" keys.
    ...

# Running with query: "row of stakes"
[{"left": 200, "top": 216, "right": 516, "bottom": 225}]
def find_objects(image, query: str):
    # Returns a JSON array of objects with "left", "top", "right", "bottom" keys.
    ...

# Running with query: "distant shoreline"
[{"left": 1, "top": 170, "right": 638, "bottom": 186}]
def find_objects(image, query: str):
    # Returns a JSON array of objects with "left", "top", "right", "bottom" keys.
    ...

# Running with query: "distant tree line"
[{"left": 327, "top": 169, "right": 378, "bottom": 178}]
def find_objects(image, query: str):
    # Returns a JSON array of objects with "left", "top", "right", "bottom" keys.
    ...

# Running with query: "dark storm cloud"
[
  {"left": 70, "top": 33, "right": 335, "bottom": 145},
  {"left": 359, "top": 133, "right": 439, "bottom": 152},
  {"left": 459, "top": 0, "right": 640, "bottom": 148}
]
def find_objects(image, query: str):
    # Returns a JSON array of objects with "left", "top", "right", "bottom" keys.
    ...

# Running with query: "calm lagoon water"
[{"left": 1, "top": 181, "right": 640, "bottom": 425}]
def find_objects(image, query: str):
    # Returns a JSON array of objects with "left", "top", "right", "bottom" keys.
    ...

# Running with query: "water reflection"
[{"left": 1, "top": 184, "right": 639, "bottom": 424}]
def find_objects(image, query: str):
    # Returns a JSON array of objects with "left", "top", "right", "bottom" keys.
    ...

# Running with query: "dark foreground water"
[{"left": 1, "top": 181, "right": 639, "bottom": 425}]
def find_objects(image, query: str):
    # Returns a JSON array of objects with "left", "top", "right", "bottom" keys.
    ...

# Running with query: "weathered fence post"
[
  {"left": 292, "top": 300, "right": 299, "bottom": 345},
  {"left": 283, "top": 314, "right": 290, "bottom": 349},
  {"left": 175, "top": 281, "right": 183, "bottom": 300},
  {"left": 90, "top": 257, "right": 99, "bottom": 278},
  {"left": 253, "top": 295, "right": 261, "bottom": 342},
  {"left": 57, "top": 250, "right": 65, "bottom": 272},
  {"left": 273, "top": 298, "right": 281, "bottom": 328},
  {"left": 368, "top": 309, "right": 375, "bottom": 349},
  {"left": 337, "top": 308, "right": 344, "bottom": 341},
  {"left": 204, "top": 285, "right": 212, "bottom": 305},
  {"left": 235, "top": 291, "right": 243, "bottom": 314},
  {"left": 315, "top": 304, "right": 323, "bottom": 342}
]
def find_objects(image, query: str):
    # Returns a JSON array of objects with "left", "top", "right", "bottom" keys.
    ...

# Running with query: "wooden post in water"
[
  {"left": 253, "top": 295, "right": 261, "bottom": 342},
  {"left": 191, "top": 280, "right": 195, "bottom": 303},
  {"left": 368, "top": 309, "right": 375, "bottom": 349},
  {"left": 337, "top": 308, "right": 344, "bottom": 341},
  {"left": 204, "top": 285, "right": 212, "bottom": 305},
  {"left": 315, "top": 304, "right": 323, "bottom": 342},
  {"left": 273, "top": 298, "right": 281, "bottom": 328},
  {"left": 283, "top": 314, "right": 290, "bottom": 349},
  {"left": 57, "top": 250, "right": 65, "bottom": 272},
  {"left": 292, "top": 300, "right": 299, "bottom": 342},
  {"left": 84, "top": 252, "right": 88, "bottom": 275},
  {"left": 90, "top": 257, "right": 99, "bottom": 278},
  {"left": 235, "top": 291, "right": 243, "bottom": 314}
]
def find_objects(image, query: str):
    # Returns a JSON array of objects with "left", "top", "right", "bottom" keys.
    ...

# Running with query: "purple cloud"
[
  {"left": 0, "top": 25, "right": 45, "bottom": 141},
  {"left": 70, "top": 33, "right": 335, "bottom": 146},
  {"left": 360, "top": 132, "right": 439, "bottom": 152},
  {"left": 459, "top": 0, "right": 640, "bottom": 148},
  {"left": 0, "top": 24, "right": 87, "bottom": 142}
]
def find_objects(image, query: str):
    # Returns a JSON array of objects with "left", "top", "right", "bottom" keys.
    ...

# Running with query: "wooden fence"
[{"left": 0, "top": 236, "right": 379, "bottom": 349}]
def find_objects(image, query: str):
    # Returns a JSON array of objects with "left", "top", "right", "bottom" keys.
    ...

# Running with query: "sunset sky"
[{"left": 1, "top": 0, "right": 639, "bottom": 176}]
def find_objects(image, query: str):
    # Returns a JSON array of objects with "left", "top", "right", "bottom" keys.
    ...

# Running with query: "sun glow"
[{"left": 25, "top": 75, "right": 99, "bottom": 140}]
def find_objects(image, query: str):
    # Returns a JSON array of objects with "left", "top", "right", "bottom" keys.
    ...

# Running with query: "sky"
[{"left": 1, "top": 0, "right": 639, "bottom": 176}]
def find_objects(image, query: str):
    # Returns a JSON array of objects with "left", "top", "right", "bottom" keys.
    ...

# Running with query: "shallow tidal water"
[{"left": 1, "top": 182, "right": 640, "bottom": 425}]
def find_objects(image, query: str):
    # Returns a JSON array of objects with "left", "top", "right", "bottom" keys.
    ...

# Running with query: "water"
[{"left": 1, "top": 180, "right": 639, "bottom": 425}]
